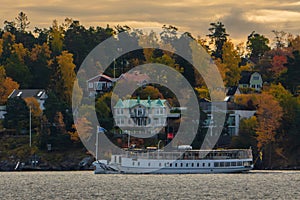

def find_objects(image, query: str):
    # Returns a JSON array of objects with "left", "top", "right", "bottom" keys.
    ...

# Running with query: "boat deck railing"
[{"left": 123, "top": 149, "right": 252, "bottom": 160}]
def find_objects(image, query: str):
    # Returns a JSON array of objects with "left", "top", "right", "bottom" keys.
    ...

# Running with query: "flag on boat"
[{"left": 97, "top": 126, "right": 106, "bottom": 133}]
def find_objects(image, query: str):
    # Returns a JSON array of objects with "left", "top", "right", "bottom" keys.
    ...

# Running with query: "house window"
[
  {"left": 252, "top": 76, "right": 259, "bottom": 80},
  {"left": 88, "top": 82, "right": 93, "bottom": 88},
  {"left": 137, "top": 108, "right": 144, "bottom": 117}
]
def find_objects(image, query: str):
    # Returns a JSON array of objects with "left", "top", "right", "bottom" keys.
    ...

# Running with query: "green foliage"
[
  {"left": 95, "top": 92, "right": 113, "bottom": 130},
  {"left": 207, "top": 21, "right": 229, "bottom": 59},
  {"left": 3, "top": 97, "right": 29, "bottom": 133},
  {"left": 222, "top": 41, "right": 241, "bottom": 86},
  {"left": 281, "top": 50, "right": 300, "bottom": 94},
  {"left": 247, "top": 31, "right": 270, "bottom": 63},
  {"left": 231, "top": 117, "right": 257, "bottom": 149}
]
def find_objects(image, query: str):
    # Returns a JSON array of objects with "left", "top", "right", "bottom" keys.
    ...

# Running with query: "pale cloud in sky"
[{"left": 1, "top": 0, "right": 300, "bottom": 43}]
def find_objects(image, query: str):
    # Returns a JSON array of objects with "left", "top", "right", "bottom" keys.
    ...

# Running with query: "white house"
[
  {"left": 238, "top": 71, "right": 263, "bottom": 91},
  {"left": 200, "top": 100, "right": 256, "bottom": 136},
  {"left": 114, "top": 97, "right": 171, "bottom": 136}
]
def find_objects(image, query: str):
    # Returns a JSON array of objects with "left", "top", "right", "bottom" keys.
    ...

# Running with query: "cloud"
[{"left": 0, "top": 0, "right": 299, "bottom": 43}]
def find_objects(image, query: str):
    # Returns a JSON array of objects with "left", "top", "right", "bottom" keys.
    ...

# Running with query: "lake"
[{"left": 0, "top": 170, "right": 299, "bottom": 199}]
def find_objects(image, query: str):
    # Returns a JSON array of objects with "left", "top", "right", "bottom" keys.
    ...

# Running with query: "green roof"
[
  {"left": 114, "top": 98, "right": 167, "bottom": 108},
  {"left": 114, "top": 99, "right": 124, "bottom": 108}
]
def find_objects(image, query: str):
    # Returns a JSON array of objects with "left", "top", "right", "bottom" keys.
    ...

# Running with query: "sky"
[{"left": 1, "top": 0, "right": 300, "bottom": 43}]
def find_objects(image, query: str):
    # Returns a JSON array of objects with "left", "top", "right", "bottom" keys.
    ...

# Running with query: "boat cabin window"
[
  {"left": 180, "top": 163, "right": 183, "bottom": 167},
  {"left": 159, "top": 163, "right": 161, "bottom": 167},
  {"left": 138, "top": 162, "right": 140, "bottom": 166},
  {"left": 170, "top": 163, "right": 172, "bottom": 167},
  {"left": 225, "top": 162, "right": 230, "bottom": 167},
  {"left": 186, "top": 163, "right": 188, "bottom": 167},
  {"left": 191, "top": 163, "right": 194, "bottom": 167},
  {"left": 237, "top": 161, "right": 242, "bottom": 166},
  {"left": 214, "top": 162, "right": 219, "bottom": 167},
  {"left": 148, "top": 162, "right": 150, "bottom": 166},
  {"left": 175, "top": 163, "right": 178, "bottom": 167},
  {"left": 231, "top": 162, "right": 236, "bottom": 166},
  {"left": 208, "top": 163, "right": 211, "bottom": 167},
  {"left": 203, "top": 163, "right": 205, "bottom": 167},
  {"left": 220, "top": 162, "right": 225, "bottom": 167},
  {"left": 197, "top": 163, "right": 200, "bottom": 167}
]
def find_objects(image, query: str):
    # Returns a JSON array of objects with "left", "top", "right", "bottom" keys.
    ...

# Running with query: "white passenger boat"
[{"left": 93, "top": 147, "right": 254, "bottom": 174}]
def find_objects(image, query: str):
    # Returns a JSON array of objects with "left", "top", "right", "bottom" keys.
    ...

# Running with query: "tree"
[
  {"left": 133, "top": 85, "right": 163, "bottom": 99},
  {"left": 24, "top": 97, "right": 42, "bottom": 129},
  {"left": 95, "top": 93, "right": 113, "bottom": 130},
  {"left": 282, "top": 50, "right": 300, "bottom": 94},
  {"left": 55, "top": 51, "right": 76, "bottom": 105},
  {"left": 15, "top": 12, "right": 30, "bottom": 32},
  {"left": 272, "top": 30, "right": 287, "bottom": 49},
  {"left": 3, "top": 97, "right": 29, "bottom": 133},
  {"left": 0, "top": 66, "right": 19, "bottom": 105},
  {"left": 246, "top": 31, "right": 270, "bottom": 63},
  {"left": 207, "top": 21, "right": 229, "bottom": 59},
  {"left": 29, "top": 43, "right": 52, "bottom": 88},
  {"left": 49, "top": 20, "right": 64, "bottom": 56},
  {"left": 0, "top": 38, "right": 3, "bottom": 57},
  {"left": 221, "top": 41, "right": 241, "bottom": 86},
  {"left": 64, "top": 20, "right": 90, "bottom": 68},
  {"left": 0, "top": 32, "right": 16, "bottom": 64},
  {"left": 255, "top": 93, "right": 283, "bottom": 168},
  {"left": 44, "top": 92, "right": 63, "bottom": 124},
  {"left": 4, "top": 43, "right": 31, "bottom": 88},
  {"left": 231, "top": 116, "right": 257, "bottom": 149}
]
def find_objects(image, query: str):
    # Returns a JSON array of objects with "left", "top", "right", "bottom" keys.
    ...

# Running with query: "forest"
[{"left": 0, "top": 12, "right": 299, "bottom": 169}]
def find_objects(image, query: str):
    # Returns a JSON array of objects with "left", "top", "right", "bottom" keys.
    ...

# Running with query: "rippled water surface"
[{"left": 0, "top": 170, "right": 299, "bottom": 199}]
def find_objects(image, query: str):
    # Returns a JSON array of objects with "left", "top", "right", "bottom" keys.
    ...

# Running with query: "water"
[{"left": 0, "top": 171, "right": 299, "bottom": 199}]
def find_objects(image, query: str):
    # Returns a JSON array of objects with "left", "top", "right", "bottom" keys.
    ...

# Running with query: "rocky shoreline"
[{"left": 0, "top": 156, "right": 95, "bottom": 171}]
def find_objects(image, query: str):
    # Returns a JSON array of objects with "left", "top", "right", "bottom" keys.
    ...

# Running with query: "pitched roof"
[
  {"left": 239, "top": 71, "right": 252, "bottom": 84},
  {"left": 114, "top": 98, "right": 167, "bottom": 108},
  {"left": 118, "top": 71, "right": 150, "bottom": 83},
  {"left": 226, "top": 86, "right": 238, "bottom": 96},
  {"left": 87, "top": 74, "right": 117, "bottom": 82},
  {"left": 8, "top": 89, "right": 47, "bottom": 99}
]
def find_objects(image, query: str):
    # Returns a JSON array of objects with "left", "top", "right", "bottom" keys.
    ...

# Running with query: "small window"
[
  {"left": 148, "top": 162, "right": 150, "bottom": 166},
  {"left": 203, "top": 163, "right": 205, "bottom": 167},
  {"left": 138, "top": 162, "right": 140, "bottom": 166},
  {"left": 225, "top": 162, "right": 230, "bottom": 167},
  {"left": 181, "top": 163, "right": 183, "bottom": 167},
  {"left": 231, "top": 162, "right": 236, "bottom": 166},
  {"left": 238, "top": 161, "right": 242, "bottom": 166},
  {"left": 159, "top": 163, "right": 161, "bottom": 167},
  {"left": 197, "top": 163, "right": 200, "bottom": 167},
  {"left": 191, "top": 163, "right": 194, "bottom": 167},
  {"left": 220, "top": 162, "right": 225, "bottom": 167},
  {"left": 132, "top": 162, "right": 135, "bottom": 166},
  {"left": 170, "top": 163, "right": 172, "bottom": 167},
  {"left": 214, "top": 162, "right": 219, "bottom": 167},
  {"left": 208, "top": 163, "right": 211, "bottom": 167},
  {"left": 186, "top": 163, "right": 188, "bottom": 167},
  {"left": 175, "top": 163, "right": 178, "bottom": 167}
]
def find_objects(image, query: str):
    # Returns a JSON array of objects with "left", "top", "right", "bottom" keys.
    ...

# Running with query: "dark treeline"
[{"left": 0, "top": 12, "right": 299, "bottom": 169}]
